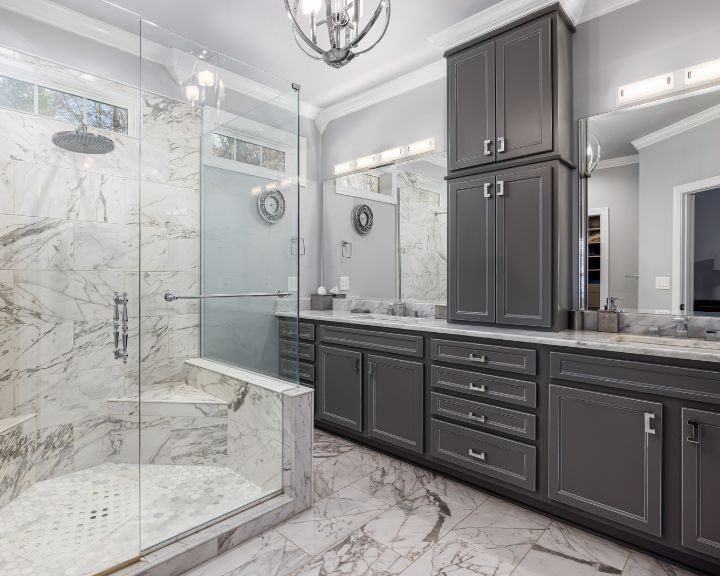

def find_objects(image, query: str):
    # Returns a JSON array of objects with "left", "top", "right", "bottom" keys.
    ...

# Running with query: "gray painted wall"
[
  {"left": 638, "top": 117, "right": 720, "bottom": 311},
  {"left": 321, "top": 79, "right": 446, "bottom": 181},
  {"left": 588, "top": 163, "right": 640, "bottom": 310}
]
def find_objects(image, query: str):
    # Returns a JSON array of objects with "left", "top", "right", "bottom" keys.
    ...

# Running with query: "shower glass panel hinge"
[{"left": 113, "top": 291, "right": 129, "bottom": 364}]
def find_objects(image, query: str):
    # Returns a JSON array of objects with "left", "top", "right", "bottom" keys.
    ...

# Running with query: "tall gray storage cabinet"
[{"left": 446, "top": 5, "right": 574, "bottom": 330}]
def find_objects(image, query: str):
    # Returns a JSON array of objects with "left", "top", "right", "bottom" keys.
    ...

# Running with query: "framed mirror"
[{"left": 579, "top": 84, "right": 720, "bottom": 315}]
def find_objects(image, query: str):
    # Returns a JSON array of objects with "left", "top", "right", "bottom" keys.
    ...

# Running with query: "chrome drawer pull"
[
  {"left": 469, "top": 383, "right": 486, "bottom": 392},
  {"left": 644, "top": 412, "right": 656, "bottom": 435},
  {"left": 468, "top": 448, "right": 486, "bottom": 461},
  {"left": 483, "top": 139, "right": 492, "bottom": 156},
  {"left": 469, "top": 353, "right": 488, "bottom": 363},
  {"left": 468, "top": 412, "right": 486, "bottom": 423},
  {"left": 497, "top": 136, "right": 506, "bottom": 153}
]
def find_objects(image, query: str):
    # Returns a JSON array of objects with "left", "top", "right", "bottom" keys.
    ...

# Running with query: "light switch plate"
[
  {"left": 655, "top": 276, "right": 671, "bottom": 290},
  {"left": 340, "top": 276, "right": 350, "bottom": 291},
  {"left": 288, "top": 276, "right": 298, "bottom": 292}
]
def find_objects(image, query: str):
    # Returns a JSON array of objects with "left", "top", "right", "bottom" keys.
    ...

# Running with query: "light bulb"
[
  {"left": 198, "top": 70, "right": 215, "bottom": 87},
  {"left": 302, "top": 0, "right": 321, "bottom": 14},
  {"left": 185, "top": 85, "right": 200, "bottom": 101}
]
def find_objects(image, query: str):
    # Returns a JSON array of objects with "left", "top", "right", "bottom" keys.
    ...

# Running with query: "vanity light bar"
[
  {"left": 617, "top": 73, "right": 674, "bottom": 105},
  {"left": 333, "top": 137, "right": 436, "bottom": 176},
  {"left": 685, "top": 58, "right": 720, "bottom": 85}
]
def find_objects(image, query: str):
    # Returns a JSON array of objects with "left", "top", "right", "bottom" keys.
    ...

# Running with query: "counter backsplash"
[{"left": 582, "top": 310, "right": 720, "bottom": 338}]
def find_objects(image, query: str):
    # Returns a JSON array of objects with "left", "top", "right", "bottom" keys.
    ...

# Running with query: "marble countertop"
[{"left": 294, "top": 310, "right": 720, "bottom": 364}]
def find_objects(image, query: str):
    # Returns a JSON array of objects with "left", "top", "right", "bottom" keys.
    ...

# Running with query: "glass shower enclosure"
[{"left": 0, "top": 3, "right": 300, "bottom": 575}]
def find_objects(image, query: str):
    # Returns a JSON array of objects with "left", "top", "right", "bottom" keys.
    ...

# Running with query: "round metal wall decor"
[
  {"left": 257, "top": 188, "right": 286, "bottom": 224},
  {"left": 352, "top": 204, "right": 374, "bottom": 235}
]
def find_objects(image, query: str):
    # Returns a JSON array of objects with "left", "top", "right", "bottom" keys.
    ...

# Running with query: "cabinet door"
[
  {"left": 367, "top": 354, "right": 424, "bottom": 454},
  {"left": 448, "top": 40, "right": 496, "bottom": 171},
  {"left": 682, "top": 408, "right": 720, "bottom": 559},
  {"left": 448, "top": 175, "right": 496, "bottom": 323},
  {"left": 496, "top": 165, "right": 552, "bottom": 327},
  {"left": 317, "top": 345, "right": 363, "bottom": 432},
  {"left": 496, "top": 17, "right": 552, "bottom": 161},
  {"left": 549, "top": 385, "right": 662, "bottom": 536}
]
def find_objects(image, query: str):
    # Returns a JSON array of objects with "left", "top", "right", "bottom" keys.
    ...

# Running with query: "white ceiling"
[{"left": 54, "top": 0, "right": 504, "bottom": 108}]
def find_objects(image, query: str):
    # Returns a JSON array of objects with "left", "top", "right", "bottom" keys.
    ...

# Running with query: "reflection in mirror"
[
  {"left": 322, "top": 153, "right": 447, "bottom": 304},
  {"left": 581, "top": 85, "right": 720, "bottom": 315}
]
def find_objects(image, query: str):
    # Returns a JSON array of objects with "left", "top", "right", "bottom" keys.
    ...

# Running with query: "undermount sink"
[{"left": 612, "top": 333, "right": 720, "bottom": 350}]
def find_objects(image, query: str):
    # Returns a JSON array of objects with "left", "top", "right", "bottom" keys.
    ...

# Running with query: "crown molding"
[
  {"left": 576, "top": 0, "right": 642, "bottom": 24},
  {"left": 595, "top": 155, "right": 639, "bottom": 170},
  {"left": 0, "top": 0, "right": 319, "bottom": 119},
  {"left": 428, "top": 0, "right": 587, "bottom": 52},
  {"left": 315, "top": 59, "right": 446, "bottom": 133},
  {"left": 632, "top": 103, "right": 720, "bottom": 150}
]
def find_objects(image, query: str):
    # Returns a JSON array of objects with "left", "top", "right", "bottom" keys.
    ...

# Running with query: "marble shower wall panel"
[
  {"left": 398, "top": 172, "right": 447, "bottom": 303},
  {"left": 0, "top": 415, "right": 36, "bottom": 507},
  {"left": 0, "top": 48, "right": 202, "bottom": 484}
]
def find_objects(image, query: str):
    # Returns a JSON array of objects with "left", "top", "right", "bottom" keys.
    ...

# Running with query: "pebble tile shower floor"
[
  {"left": 0, "top": 463, "right": 274, "bottom": 576},
  {"left": 177, "top": 428, "right": 703, "bottom": 576}
]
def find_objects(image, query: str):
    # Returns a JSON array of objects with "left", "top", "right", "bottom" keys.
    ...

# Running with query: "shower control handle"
[{"left": 113, "top": 291, "right": 129, "bottom": 364}]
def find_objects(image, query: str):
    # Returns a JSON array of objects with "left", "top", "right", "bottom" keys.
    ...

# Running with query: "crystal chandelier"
[{"left": 284, "top": 0, "right": 391, "bottom": 68}]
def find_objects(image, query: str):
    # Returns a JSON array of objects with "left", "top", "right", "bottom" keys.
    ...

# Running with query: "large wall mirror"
[
  {"left": 322, "top": 153, "right": 447, "bottom": 304},
  {"left": 580, "top": 85, "right": 720, "bottom": 315}
]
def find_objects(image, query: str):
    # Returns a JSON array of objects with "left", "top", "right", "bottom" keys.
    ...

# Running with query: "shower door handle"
[{"left": 113, "top": 291, "right": 129, "bottom": 364}]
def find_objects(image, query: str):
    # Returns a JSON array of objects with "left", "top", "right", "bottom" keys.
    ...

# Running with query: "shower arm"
[{"left": 164, "top": 290, "right": 293, "bottom": 302}]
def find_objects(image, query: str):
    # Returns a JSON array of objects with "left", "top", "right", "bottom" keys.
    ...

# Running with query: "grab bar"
[{"left": 164, "top": 290, "right": 293, "bottom": 302}]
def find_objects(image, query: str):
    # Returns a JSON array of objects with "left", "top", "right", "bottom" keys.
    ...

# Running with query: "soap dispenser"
[{"left": 597, "top": 297, "right": 622, "bottom": 333}]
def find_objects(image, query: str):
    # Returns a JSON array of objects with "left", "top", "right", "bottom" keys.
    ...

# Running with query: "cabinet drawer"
[
  {"left": 432, "top": 339, "right": 536, "bottom": 375},
  {"left": 431, "top": 392, "right": 535, "bottom": 440},
  {"left": 430, "top": 419, "right": 536, "bottom": 491},
  {"left": 319, "top": 325, "right": 423, "bottom": 358},
  {"left": 551, "top": 352, "right": 720, "bottom": 405},
  {"left": 431, "top": 365, "right": 536, "bottom": 408},
  {"left": 279, "top": 358, "right": 315, "bottom": 383},
  {"left": 279, "top": 320, "right": 315, "bottom": 341},
  {"left": 279, "top": 339, "right": 315, "bottom": 362}
]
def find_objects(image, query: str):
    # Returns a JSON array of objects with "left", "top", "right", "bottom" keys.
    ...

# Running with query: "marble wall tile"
[
  {"left": 14, "top": 320, "right": 73, "bottom": 379},
  {"left": 107, "top": 413, "right": 171, "bottom": 465},
  {"left": 228, "top": 421, "right": 281, "bottom": 490},
  {"left": 96, "top": 174, "right": 138, "bottom": 225},
  {"left": 14, "top": 270, "right": 124, "bottom": 322},
  {"left": 141, "top": 181, "right": 200, "bottom": 230},
  {"left": 73, "top": 222, "right": 138, "bottom": 271},
  {"left": 170, "top": 416, "right": 228, "bottom": 465},
  {"left": 0, "top": 415, "right": 36, "bottom": 507},
  {"left": 72, "top": 416, "right": 108, "bottom": 472},
  {"left": 34, "top": 423, "right": 74, "bottom": 481},
  {"left": 0, "top": 322, "right": 18, "bottom": 382},
  {"left": 0, "top": 215, "right": 73, "bottom": 270},
  {"left": 140, "top": 316, "right": 170, "bottom": 362},
  {"left": 15, "top": 163, "right": 99, "bottom": 221},
  {"left": 0, "top": 379, "right": 13, "bottom": 418},
  {"left": 282, "top": 387, "right": 313, "bottom": 514},
  {"left": 125, "top": 270, "right": 200, "bottom": 317},
  {"left": 0, "top": 159, "right": 13, "bottom": 214},
  {"left": 124, "top": 358, "right": 190, "bottom": 394},
  {"left": 73, "top": 320, "right": 117, "bottom": 371},
  {"left": 76, "top": 132, "right": 140, "bottom": 181},
  {"left": 168, "top": 314, "right": 200, "bottom": 358},
  {"left": 0, "top": 109, "right": 75, "bottom": 169},
  {"left": 0, "top": 271, "right": 12, "bottom": 320}
]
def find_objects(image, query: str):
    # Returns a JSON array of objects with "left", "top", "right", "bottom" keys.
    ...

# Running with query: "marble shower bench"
[{"left": 0, "top": 414, "right": 37, "bottom": 507}]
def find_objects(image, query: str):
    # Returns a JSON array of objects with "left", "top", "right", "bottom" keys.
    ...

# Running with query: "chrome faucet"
[{"left": 673, "top": 316, "right": 689, "bottom": 338}]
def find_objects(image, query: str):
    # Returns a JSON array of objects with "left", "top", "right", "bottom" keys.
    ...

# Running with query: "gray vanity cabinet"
[
  {"left": 548, "top": 385, "right": 663, "bottom": 536},
  {"left": 448, "top": 175, "right": 495, "bottom": 322},
  {"left": 317, "top": 345, "right": 363, "bottom": 432},
  {"left": 682, "top": 408, "right": 720, "bottom": 560},
  {"left": 367, "top": 354, "right": 424, "bottom": 454},
  {"left": 448, "top": 41, "right": 496, "bottom": 171},
  {"left": 496, "top": 165, "right": 552, "bottom": 327},
  {"left": 495, "top": 17, "right": 552, "bottom": 161}
]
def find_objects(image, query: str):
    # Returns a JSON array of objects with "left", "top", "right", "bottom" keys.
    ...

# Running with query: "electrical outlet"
[
  {"left": 288, "top": 276, "right": 298, "bottom": 292},
  {"left": 655, "top": 276, "right": 671, "bottom": 290},
  {"left": 340, "top": 276, "right": 350, "bottom": 291}
]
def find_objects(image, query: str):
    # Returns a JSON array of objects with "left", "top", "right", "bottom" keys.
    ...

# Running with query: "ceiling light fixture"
[
  {"left": 197, "top": 70, "right": 215, "bottom": 87},
  {"left": 284, "top": 0, "right": 391, "bottom": 68},
  {"left": 685, "top": 57, "right": 720, "bottom": 85}
]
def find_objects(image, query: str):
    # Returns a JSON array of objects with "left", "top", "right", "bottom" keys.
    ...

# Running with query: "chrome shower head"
[{"left": 51, "top": 123, "right": 115, "bottom": 154}]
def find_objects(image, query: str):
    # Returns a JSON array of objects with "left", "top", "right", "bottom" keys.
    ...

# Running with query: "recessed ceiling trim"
[
  {"left": 0, "top": 0, "right": 319, "bottom": 119},
  {"left": 632, "top": 103, "right": 720, "bottom": 150},
  {"left": 595, "top": 155, "right": 639, "bottom": 170},
  {"left": 315, "top": 59, "right": 445, "bottom": 133}
]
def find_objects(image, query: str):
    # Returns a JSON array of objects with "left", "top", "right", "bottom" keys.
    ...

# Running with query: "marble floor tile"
[
  {"left": 313, "top": 429, "right": 356, "bottom": 465},
  {"left": 450, "top": 496, "right": 550, "bottom": 566},
  {"left": 362, "top": 476, "right": 487, "bottom": 561},
  {"left": 291, "top": 528, "right": 411, "bottom": 576},
  {"left": 275, "top": 485, "right": 390, "bottom": 556},
  {"left": 352, "top": 458, "right": 436, "bottom": 506},
  {"left": 513, "top": 521, "right": 630, "bottom": 576},
  {"left": 182, "top": 529, "right": 309, "bottom": 576},
  {"left": 399, "top": 533, "right": 516, "bottom": 576},
  {"left": 621, "top": 551, "right": 699, "bottom": 576},
  {"left": 313, "top": 444, "right": 393, "bottom": 501}
]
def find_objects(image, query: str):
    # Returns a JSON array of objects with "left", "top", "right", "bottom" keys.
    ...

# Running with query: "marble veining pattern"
[{"left": 173, "top": 428, "right": 702, "bottom": 576}]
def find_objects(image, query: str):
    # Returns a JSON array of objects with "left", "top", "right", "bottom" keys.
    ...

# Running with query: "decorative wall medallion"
[
  {"left": 352, "top": 204, "right": 374, "bottom": 235},
  {"left": 257, "top": 188, "right": 286, "bottom": 223}
]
